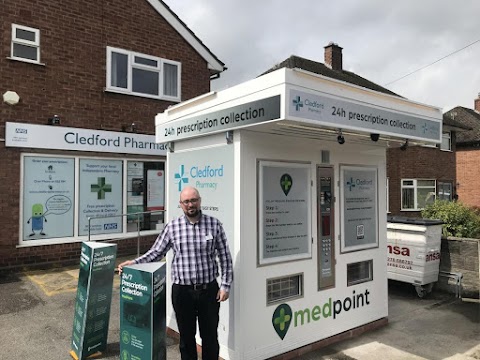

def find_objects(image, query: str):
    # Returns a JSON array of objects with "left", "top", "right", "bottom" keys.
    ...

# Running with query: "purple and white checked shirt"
[{"left": 134, "top": 212, "right": 233, "bottom": 292}]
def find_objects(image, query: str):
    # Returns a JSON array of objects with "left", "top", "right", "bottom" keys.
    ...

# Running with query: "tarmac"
[{"left": 0, "top": 259, "right": 478, "bottom": 360}]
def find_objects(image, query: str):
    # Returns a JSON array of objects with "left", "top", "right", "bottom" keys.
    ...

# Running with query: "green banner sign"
[
  {"left": 120, "top": 262, "right": 166, "bottom": 360},
  {"left": 70, "top": 242, "right": 117, "bottom": 360}
]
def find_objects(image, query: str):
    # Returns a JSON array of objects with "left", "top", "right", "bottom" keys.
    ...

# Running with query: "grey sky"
[{"left": 167, "top": 0, "right": 480, "bottom": 111}]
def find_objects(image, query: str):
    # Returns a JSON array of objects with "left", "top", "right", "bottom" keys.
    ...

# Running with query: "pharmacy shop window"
[{"left": 20, "top": 154, "right": 165, "bottom": 246}]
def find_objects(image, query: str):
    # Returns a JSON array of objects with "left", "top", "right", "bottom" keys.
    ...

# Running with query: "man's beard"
[{"left": 185, "top": 207, "right": 200, "bottom": 218}]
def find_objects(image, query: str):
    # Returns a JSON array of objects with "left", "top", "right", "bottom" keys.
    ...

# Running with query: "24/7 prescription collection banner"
[
  {"left": 120, "top": 262, "right": 166, "bottom": 360},
  {"left": 70, "top": 242, "right": 117, "bottom": 360}
]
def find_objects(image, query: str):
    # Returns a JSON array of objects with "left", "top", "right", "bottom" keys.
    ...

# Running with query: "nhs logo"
[
  {"left": 15, "top": 128, "right": 27, "bottom": 134},
  {"left": 104, "top": 223, "right": 118, "bottom": 230}
]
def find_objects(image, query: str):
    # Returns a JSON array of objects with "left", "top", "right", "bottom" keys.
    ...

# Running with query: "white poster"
[
  {"left": 147, "top": 170, "right": 165, "bottom": 210},
  {"left": 23, "top": 156, "right": 74, "bottom": 240},
  {"left": 340, "top": 165, "right": 378, "bottom": 252},
  {"left": 259, "top": 161, "right": 311, "bottom": 264},
  {"left": 78, "top": 159, "right": 123, "bottom": 236},
  {"left": 127, "top": 161, "right": 144, "bottom": 206}
]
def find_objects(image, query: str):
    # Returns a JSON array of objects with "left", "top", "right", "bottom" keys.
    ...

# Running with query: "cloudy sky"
[{"left": 167, "top": 0, "right": 480, "bottom": 112}]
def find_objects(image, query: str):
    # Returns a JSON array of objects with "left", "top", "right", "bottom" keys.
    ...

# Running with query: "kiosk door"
[{"left": 317, "top": 166, "right": 335, "bottom": 289}]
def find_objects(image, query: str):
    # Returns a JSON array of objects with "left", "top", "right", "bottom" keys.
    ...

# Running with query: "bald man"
[{"left": 118, "top": 186, "right": 233, "bottom": 360}]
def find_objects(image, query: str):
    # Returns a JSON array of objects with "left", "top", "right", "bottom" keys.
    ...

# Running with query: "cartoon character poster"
[{"left": 23, "top": 156, "right": 75, "bottom": 240}]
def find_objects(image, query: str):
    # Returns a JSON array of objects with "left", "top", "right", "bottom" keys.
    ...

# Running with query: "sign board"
[
  {"left": 288, "top": 89, "right": 441, "bottom": 142},
  {"left": 120, "top": 262, "right": 166, "bottom": 360},
  {"left": 258, "top": 161, "right": 311, "bottom": 264},
  {"left": 340, "top": 166, "right": 378, "bottom": 252},
  {"left": 70, "top": 242, "right": 117, "bottom": 360},
  {"left": 6, "top": 122, "right": 167, "bottom": 155}
]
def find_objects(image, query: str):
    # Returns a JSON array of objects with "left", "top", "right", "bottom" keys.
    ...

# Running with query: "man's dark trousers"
[{"left": 172, "top": 282, "right": 220, "bottom": 360}]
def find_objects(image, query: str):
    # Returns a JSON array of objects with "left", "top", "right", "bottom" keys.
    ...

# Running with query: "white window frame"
[
  {"left": 401, "top": 179, "right": 436, "bottom": 211},
  {"left": 440, "top": 131, "right": 452, "bottom": 151},
  {"left": 19, "top": 153, "right": 165, "bottom": 247},
  {"left": 106, "top": 46, "right": 181, "bottom": 102},
  {"left": 10, "top": 24, "right": 40, "bottom": 64}
]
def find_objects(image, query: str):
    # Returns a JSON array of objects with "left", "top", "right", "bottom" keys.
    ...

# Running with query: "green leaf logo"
[
  {"left": 272, "top": 303, "right": 292, "bottom": 340},
  {"left": 280, "top": 174, "right": 293, "bottom": 196}
]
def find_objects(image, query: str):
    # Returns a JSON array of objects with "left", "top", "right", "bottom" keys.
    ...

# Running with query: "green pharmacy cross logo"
[
  {"left": 293, "top": 96, "right": 303, "bottom": 111},
  {"left": 272, "top": 303, "right": 292, "bottom": 340},
  {"left": 91, "top": 177, "right": 112, "bottom": 199},
  {"left": 280, "top": 174, "right": 293, "bottom": 196}
]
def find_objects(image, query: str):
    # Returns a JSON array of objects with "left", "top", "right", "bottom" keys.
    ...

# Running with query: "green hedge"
[{"left": 421, "top": 200, "right": 480, "bottom": 238}]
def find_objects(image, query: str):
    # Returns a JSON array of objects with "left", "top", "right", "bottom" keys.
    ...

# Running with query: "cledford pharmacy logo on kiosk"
[
  {"left": 272, "top": 289, "right": 371, "bottom": 340},
  {"left": 174, "top": 163, "right": 224, "bottom": 191}
]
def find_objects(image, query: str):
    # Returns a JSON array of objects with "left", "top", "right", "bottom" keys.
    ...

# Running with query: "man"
[{"left": 118, "top": 186, "right": 233, "bottom": 360}]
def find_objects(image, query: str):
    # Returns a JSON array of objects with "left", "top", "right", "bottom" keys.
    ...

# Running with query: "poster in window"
[
  {"left": 258, "top": 161, "right": 311, "bottom": 265},
  {"left": 23, "top": 156, "right": 75, "bottom": 240},
  {"left": 147, "top": 170, "right": 165, "bottom": 211},
  {"left": 78, "top": 159, "right": 123, "bottom": 236},
  {"left": 340, "top": 165, "right": 378, "bottom": 252}
]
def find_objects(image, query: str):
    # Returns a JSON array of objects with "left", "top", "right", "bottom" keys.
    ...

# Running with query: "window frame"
[
  {"left": 437, "top": 181, "right": 453, "bottom": 201},
  {"left": 440, "top": 131, "right": 452, "bottom": 151},
  {"left": 11, "top": 24, "right": 40, "bottom": 64},
  {"left": 19, "top": 153, "right": 165, "bottom": 247},
  {"left": 401, "top": 179, "right": 436, "bottom": 211},
  {"left": 106, "top": 46, "right": 181, "bottom": 102}
]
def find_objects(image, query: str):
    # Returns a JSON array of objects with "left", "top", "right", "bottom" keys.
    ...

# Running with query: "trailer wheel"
[{"left": 415, "top": 285, "right": 427, "bottom": 298}]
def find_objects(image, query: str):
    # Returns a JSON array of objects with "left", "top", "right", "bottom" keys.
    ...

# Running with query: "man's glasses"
[{"left": 180, "top": 198, "right": 200, "bottom": 206}]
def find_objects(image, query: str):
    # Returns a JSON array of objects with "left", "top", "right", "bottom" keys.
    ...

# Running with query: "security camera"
[{"left": 370, "top": 133, "right": 380, "bottom": 142}]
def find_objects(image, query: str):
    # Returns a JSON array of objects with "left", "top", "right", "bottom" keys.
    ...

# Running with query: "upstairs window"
[
  {"left": 11, "top": 24, "right": 40, "bottom": 63},
  {"left": 106, "top": 47, "right": 181, "bottom": 101},
  {"left": 441, "top": 131, "right": 451, "bottom": 151}
]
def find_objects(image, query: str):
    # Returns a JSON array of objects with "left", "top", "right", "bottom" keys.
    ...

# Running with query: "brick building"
[
  {"left": 0, "top": 0, "right": 225, "bottom": 270},
  {"left": 386, "top": 112, "right": 468, "bottom": 217},
  {"left": 450, "top": 94, "right": 480, "bottom": 208}
]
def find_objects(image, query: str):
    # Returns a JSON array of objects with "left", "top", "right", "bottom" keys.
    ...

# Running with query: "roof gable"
[
  {"left": 445, "top": 106, "right": 480, "bottom": 145},
  {"left": 260, "top": 55, "right": 400, "bottom": 97},
  {"left": 145, "top": 0, "right": 225, "bottom": 74}
]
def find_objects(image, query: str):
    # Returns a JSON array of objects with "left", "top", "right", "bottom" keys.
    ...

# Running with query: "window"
[
  {"left": 401, "top": 179, "right": 436, "bottom": 210},
  {"left": 267, "top": 274, "right": 303, "bottom": 305},
  {"left": 11, "top": 24, "right": 40, "bottom": 63},
  {"left": 106, "top": 47, "right": 181, "bottom": 101},
  {"left": 21, "top": 154, "right": 165, "bottom": 246},
  {"left": 438, "top": 182, "right": 453, "bottom": 201},
  {"left": 441, "top": 131, "right": 451, "bottom": 151},
  {"left": 347, "top": 260, "right": 373, "bottom": 286}
]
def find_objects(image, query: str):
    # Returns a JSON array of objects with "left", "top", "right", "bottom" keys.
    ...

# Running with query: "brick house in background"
[
  {"left": 0, "top": 0, "right": 225, "bottom": 270},
  {"left": 449, "top": 94, "right": 480, "bottom": 208},
  {"left": 386, "top": 115, "right": 469, "bottom": 217}
]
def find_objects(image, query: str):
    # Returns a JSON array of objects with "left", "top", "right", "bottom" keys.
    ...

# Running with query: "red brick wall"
[
  {"left": 456, "top": 148, "right": 480, "bottom": 208},
  {"left": 0, "top": 0, "right": 215, "bottom": 270},
  {"left": 387, "top": 140, "right": 457, "bottom": 217}
]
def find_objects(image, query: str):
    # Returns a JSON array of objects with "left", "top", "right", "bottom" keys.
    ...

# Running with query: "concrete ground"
[{"left": 0, "top": 261, "right": 478, "bottom": 360}]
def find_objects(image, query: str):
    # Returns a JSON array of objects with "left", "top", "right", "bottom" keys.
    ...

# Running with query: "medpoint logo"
[{"left": 271, "top": 289, "right": 371, "bottom": 340}]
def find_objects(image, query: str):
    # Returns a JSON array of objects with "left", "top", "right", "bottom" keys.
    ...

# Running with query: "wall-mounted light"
[
  {"left": 48, "top": 115, "right": 60, "bottom": 125},
  {"left": 3, "top": 91, "right": 20, "bottom": 105},
  {"left": 337, "top": 129, "right": 345, "bottom": 145},
  {"left": 400, "top": 139, "right": 409, "bottom": 151},
  {"left": 370, "top": 133, "right": 380, "bottom": 142}
]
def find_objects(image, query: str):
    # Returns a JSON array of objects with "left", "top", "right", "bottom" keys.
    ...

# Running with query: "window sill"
[
  {"left": 17, "top": 229, "right": 161, "bottom": 248},
  {"left": 104, "top": 88, "right": 181, "bottom": 103},
  {"left": 7, "top": 56, "right": 45, "bottom": 66}
]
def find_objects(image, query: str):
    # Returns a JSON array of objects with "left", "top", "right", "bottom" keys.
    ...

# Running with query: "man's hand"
[
  {"left": 117, "top": 260, "right": 135, "bottom": 274},
  {"left": 217, "top": 289, "right": 229, "bottom": 302}
]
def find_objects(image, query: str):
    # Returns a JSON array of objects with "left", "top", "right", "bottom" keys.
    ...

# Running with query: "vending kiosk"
[{"left": 155, "top": 67, "right": 442, "bottom": 359}]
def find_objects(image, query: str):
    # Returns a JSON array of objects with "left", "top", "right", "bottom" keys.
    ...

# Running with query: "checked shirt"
[{"left": 134, "top": 212, "right": 233, "bottom": 292}]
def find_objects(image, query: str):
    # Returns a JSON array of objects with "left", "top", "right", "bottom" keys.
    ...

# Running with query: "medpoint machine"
[{"left": 155, "top": 67, "right": 442, "bottom": 359}]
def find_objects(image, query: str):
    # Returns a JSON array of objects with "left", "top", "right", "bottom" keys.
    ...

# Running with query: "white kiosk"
[{"left": 155, "top": 67, "right": 442, "bottom": 360}]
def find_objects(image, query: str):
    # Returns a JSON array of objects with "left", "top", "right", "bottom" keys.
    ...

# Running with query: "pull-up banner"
[{"left": 70, "top": 242, "right": 117, "bottom": 360}]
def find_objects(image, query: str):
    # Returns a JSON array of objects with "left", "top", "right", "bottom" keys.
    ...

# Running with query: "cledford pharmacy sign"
[{"left": 6, "top": 122, "right": 167, "bottom": 156}]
